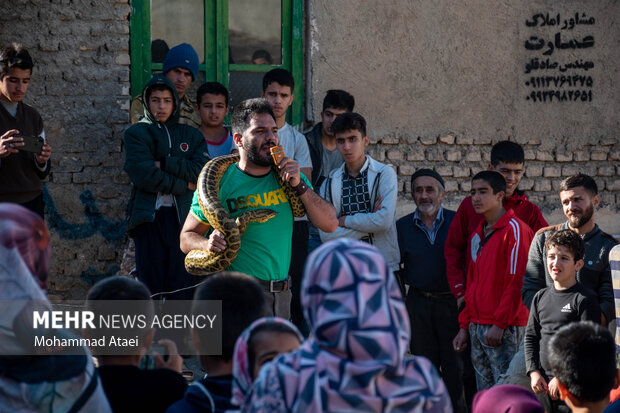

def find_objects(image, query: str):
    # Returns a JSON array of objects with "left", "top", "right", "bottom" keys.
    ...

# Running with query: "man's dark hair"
[
  {"left": 472, "top": 170, "right": 506, "bottom": 194},
  {"left": 193, "top": 271, "right": 266, "bottom": 361},
  {"left": 262, "top": 68, "right": 294, "bottom": 92},
  {"left": 87, "top": 275, "right": 152, "bottom": 301},
  {"left": 559, "top": 174, "right": 598, "bottom": 196},
  {"left": 0, "top": 43, "right": 34, "bottom": 79},
  {"left": 331, "top": 112, "right": 367, "bottom": 137},
  {"left": 231, "top": 98, "right": 276, "bottom": 136},
  {"left": 247, "top": 321, "right": 300, "bottom": 378},
  {"left": 322, "top": 89, "right": 355, "bottom": 112},
  {"left": 548, "top": 321, "right": 616, "bottom": 403},
  {"left": 490, "top": 141, "right": 525, "bottom": 167},
  {"left": 544, "top": 229, "right": 585, "bottom": 262},
  {"left": 196, "top": 81, "right": 229, "bottom": 107}
]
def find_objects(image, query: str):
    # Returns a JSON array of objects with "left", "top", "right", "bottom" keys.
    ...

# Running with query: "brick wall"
[{"left": 0, "top": 0, "right": 132, "bottom": 300}]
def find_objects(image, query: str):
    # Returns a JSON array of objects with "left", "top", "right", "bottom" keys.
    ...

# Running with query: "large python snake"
[{"left": 184, "top": 153, "right": 306, "bottom": 275}]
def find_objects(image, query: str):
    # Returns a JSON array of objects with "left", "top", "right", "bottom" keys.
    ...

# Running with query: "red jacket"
[
  {"left": 445, "top": 190, "right": 547, "bottom": 299},
  {"left": 458, "top": 209, "right": 534, "bottom": 329}
]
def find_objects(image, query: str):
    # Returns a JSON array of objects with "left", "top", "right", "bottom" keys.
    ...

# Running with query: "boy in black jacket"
[{"left": 525, "top": 229, "right": 600, "bottom": 412}]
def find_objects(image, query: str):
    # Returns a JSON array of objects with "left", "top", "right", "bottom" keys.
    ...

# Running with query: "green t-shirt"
[{"left": 190, "top": 163, "right": 311, "bottom": 281}]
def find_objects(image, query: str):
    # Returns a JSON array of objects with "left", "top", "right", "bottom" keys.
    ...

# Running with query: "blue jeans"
[{"left": 469, "top": 323, "right": 525, "bottom": 390}]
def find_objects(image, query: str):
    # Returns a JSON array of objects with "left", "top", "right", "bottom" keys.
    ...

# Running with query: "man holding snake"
[{"left": 180, "top": 98, "right": 337, "bottom": 318}]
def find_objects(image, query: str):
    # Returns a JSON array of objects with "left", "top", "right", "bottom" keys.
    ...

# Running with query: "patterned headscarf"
[
  {"left": 0, "top": 203, "right": 50, "bottom": 289},
  {"left": 231, "top": 317, "right": 303, "bottom": 407},
  {"left": 245, "top": 239, "right": 451, "bottom": 412}
]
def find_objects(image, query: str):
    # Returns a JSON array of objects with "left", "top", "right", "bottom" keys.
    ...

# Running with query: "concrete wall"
[
  {"left": 0, "top": 0, "right": 132, "bottom": 300},
  {"left": 307, "top": 0, "right": 619, "bottom": 233}
]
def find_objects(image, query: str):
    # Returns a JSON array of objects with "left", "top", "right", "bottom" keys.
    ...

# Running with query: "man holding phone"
[{"left": 0, "top": 43, "right": 52, "bottom": 217}]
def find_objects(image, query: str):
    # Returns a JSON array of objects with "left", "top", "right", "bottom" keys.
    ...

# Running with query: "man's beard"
[
  {"left": 567, "top": 202, "right": 594, "bottom": 229},
  {"left": 244, "top": 139, "right": 274, "bottom": 167},
  {"left": 417, "top": 201, "right": 438, "bottom": 216}
]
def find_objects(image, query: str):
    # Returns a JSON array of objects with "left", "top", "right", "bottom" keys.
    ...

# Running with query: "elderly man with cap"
[
  {"left": 396, "top": 168, "right": 466, "bottom": 413},
  {"left": 130, "top": 43, "right": 201, "bottom": 127}
]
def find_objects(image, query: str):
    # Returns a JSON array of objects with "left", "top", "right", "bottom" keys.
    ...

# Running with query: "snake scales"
[{"left": 185, "top": 153, "right": 306, "bottom": 275}]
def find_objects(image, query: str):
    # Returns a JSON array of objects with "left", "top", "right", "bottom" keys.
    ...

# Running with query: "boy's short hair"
[
  {"left": 196, "top": 82, "right": 229, "bottom": 107},
  {"left": 331, "top": 112, "right": 367, "bottom": 137},
  {"left": 490, "top": 141, "right": 525, "bottom": 166},
  {"left": 231, "top": 98, "right": 276, "bottom": 136},
  {"left": 262, "top": 68, "right": 294, "bottom": 92},
  {"left": 322, "top": 90, "right": 355, "bottom": 112},
  {"left": 544, "top": 229, "right": 585, "bottom": 262},
  {"left": 472, "top": 170, "right": 506, "bottom": 194},
  {"left": 145, "top": 83, "right": 173, "bottom": 103},
  {"left": 193, "top": 271, "right": 266, "bottom": 361},
  {"left": 0, "top": 43, "right": 34, "bottom": 79},
  {"left": 86, "top": 276, "right": 154, "bottom": 345},
  {"left": 559, "top": 174, "right": 598, "bottom": 196},
  {"left": 548, "top": 321, "right": 616, "bottom": 403}
]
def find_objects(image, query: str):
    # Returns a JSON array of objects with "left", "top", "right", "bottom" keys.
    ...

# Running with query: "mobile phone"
[{"left": 16, "top": 135, "right": 44, "bottom": 153}]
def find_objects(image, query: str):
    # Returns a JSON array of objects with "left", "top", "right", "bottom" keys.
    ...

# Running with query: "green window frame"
[{"left": 130, "top": 0, "right": 304, "bottom": 125}]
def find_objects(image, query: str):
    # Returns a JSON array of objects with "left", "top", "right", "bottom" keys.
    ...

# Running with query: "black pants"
[
  {"left": 20, "top": 193, "right": 45, "bottom": 218},
  {"left": 289, "top": 220, "right": 309, "bottom": 335},
  {"left": 407, "top": 289, "right": 467, "bottom": 413},
  {"left": 133, "top": 206, "right": 195, "bottom": 301}
]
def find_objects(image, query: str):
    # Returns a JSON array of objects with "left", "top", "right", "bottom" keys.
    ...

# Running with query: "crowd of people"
[{"left": 0, "top": 41, "right": 619, "bottom": 413}]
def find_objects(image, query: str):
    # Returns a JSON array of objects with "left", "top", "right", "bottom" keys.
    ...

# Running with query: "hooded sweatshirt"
[
  {"left": 166, "top": 375, "right": 236, "bottom": 413},
  {"left": 124, "top": 75, "right": 209, "bottom": 233}
]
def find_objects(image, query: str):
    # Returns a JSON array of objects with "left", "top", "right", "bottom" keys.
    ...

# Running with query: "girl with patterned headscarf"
[
  {"left": 244, "top": 238, "right": 452, "bottom": 412},
  {"left": 231, "top": 317, "right": 303, "bottom": 408}
]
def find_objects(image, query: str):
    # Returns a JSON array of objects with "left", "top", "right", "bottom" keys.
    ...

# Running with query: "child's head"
[
  {"left": 251, "top": 49, "right": 272, "bottom": 65},
  {"left": 145, "top": 82, "right": 175, "bottom": 123},
  {"left": 331, "top": 112, "right": 369, "bottom": 165},
  {"left": 247, "top": 320, "right": 301, "bottom": 379},
  {"left": 489, "top": 141, "right": 525, "bottom": 197},
  {"left": 320, "top": 90, "right": 355, "bottom": 137},
  {"left": 470, "top": 170, "right": 506, "bottom": 216},
  {"left": 549, "top": 321, "right": 619, "bottom": 409},
  {"left": 196, "top": 82, "right": 230, "bottom": 128},
  {"left": 192, "top": 271, "right": 266, "bottom": 365},
  {"left": 231, "top": 317, "right": 303, "bottom": 406},
  {"left": 86, "top": 276, "right": 155, "bottom": 358},
  {"left": 261, "top": 68, "right": 294, "bottom": 121},
  {"left": 545, "top": 229, "right": 585, "bottom": 287}
]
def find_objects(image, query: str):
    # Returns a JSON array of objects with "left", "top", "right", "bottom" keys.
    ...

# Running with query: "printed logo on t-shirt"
[
  {"left": 561, "top": 303, "right": 572, "bottom": 313},
  {"left": 226, "top": 188, "right": 288, "bottom": 213},
  {"left": 180, "top": 143, "right": 189, "bottom": 152},
  {"left": 471, "top": 233, "right": 481, "bottom": 263}
]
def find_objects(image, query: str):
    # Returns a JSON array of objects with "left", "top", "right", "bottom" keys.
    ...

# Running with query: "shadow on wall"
[{"left": 43, "top": 186, "right": 126, "bottom": 285}]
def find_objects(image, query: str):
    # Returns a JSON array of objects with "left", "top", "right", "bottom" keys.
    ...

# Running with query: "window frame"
[{"left": 130, "top": 0, "right": 304, "bottom": 125}]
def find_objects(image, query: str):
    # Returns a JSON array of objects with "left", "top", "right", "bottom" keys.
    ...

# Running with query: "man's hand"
[
  {"left": 153, "top": 338, "right": 183, "bottom": 373},
  {"left": 548, "top": 377, "right": 561, "bottom": 400},
  {"left": 278, "top": 157, "right": 300, "bottom": 187},
  {"left": 453, "top": 328, "right": 469, "bottom": 352},
  {"left": 529, "top": 370, "right": 548, "bottom": 394},
  {"left": 206, "top": 229, "right": 226, "bottom": 252},
  {"left": 602, "top": 312, "right": 607, "bottom": 326},
  {"left": 35, "top": 143, "right": 51, "bottom": 165},
  {"left": 338, "top": 216, "right": 347, "bottom": 227},
  {"left": 484, "top": 325, "right": 504, "bottom": 347},
  {"left": 0, "top": 129, "right": 23, "bottom": 158},
  {"left": 457, "top": 296, "right": 465, "bottom": 309},
  {"left": 187, "top": 182, "right": 196, "bottom": 190}
]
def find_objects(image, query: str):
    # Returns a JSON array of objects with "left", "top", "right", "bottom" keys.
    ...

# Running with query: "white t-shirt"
[{"left": 278, "top": 123, "right": 312, "bottom": 168}]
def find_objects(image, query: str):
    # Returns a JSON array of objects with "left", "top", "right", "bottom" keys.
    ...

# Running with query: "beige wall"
[{"left": 308, "top": 0, "right": 619, "bottom": 234}]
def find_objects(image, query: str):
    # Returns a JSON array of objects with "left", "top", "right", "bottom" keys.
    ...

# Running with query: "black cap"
[{"left": 410, "top": 168, "right": 445, "bottom": 190}]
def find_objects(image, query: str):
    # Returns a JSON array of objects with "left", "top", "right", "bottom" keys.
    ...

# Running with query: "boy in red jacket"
[
  {"left": 452, "top": 171, "right": 534, "bottom": 390},
  {"left": 445, "top": 141, "right": 546, "bottom": 304}
]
